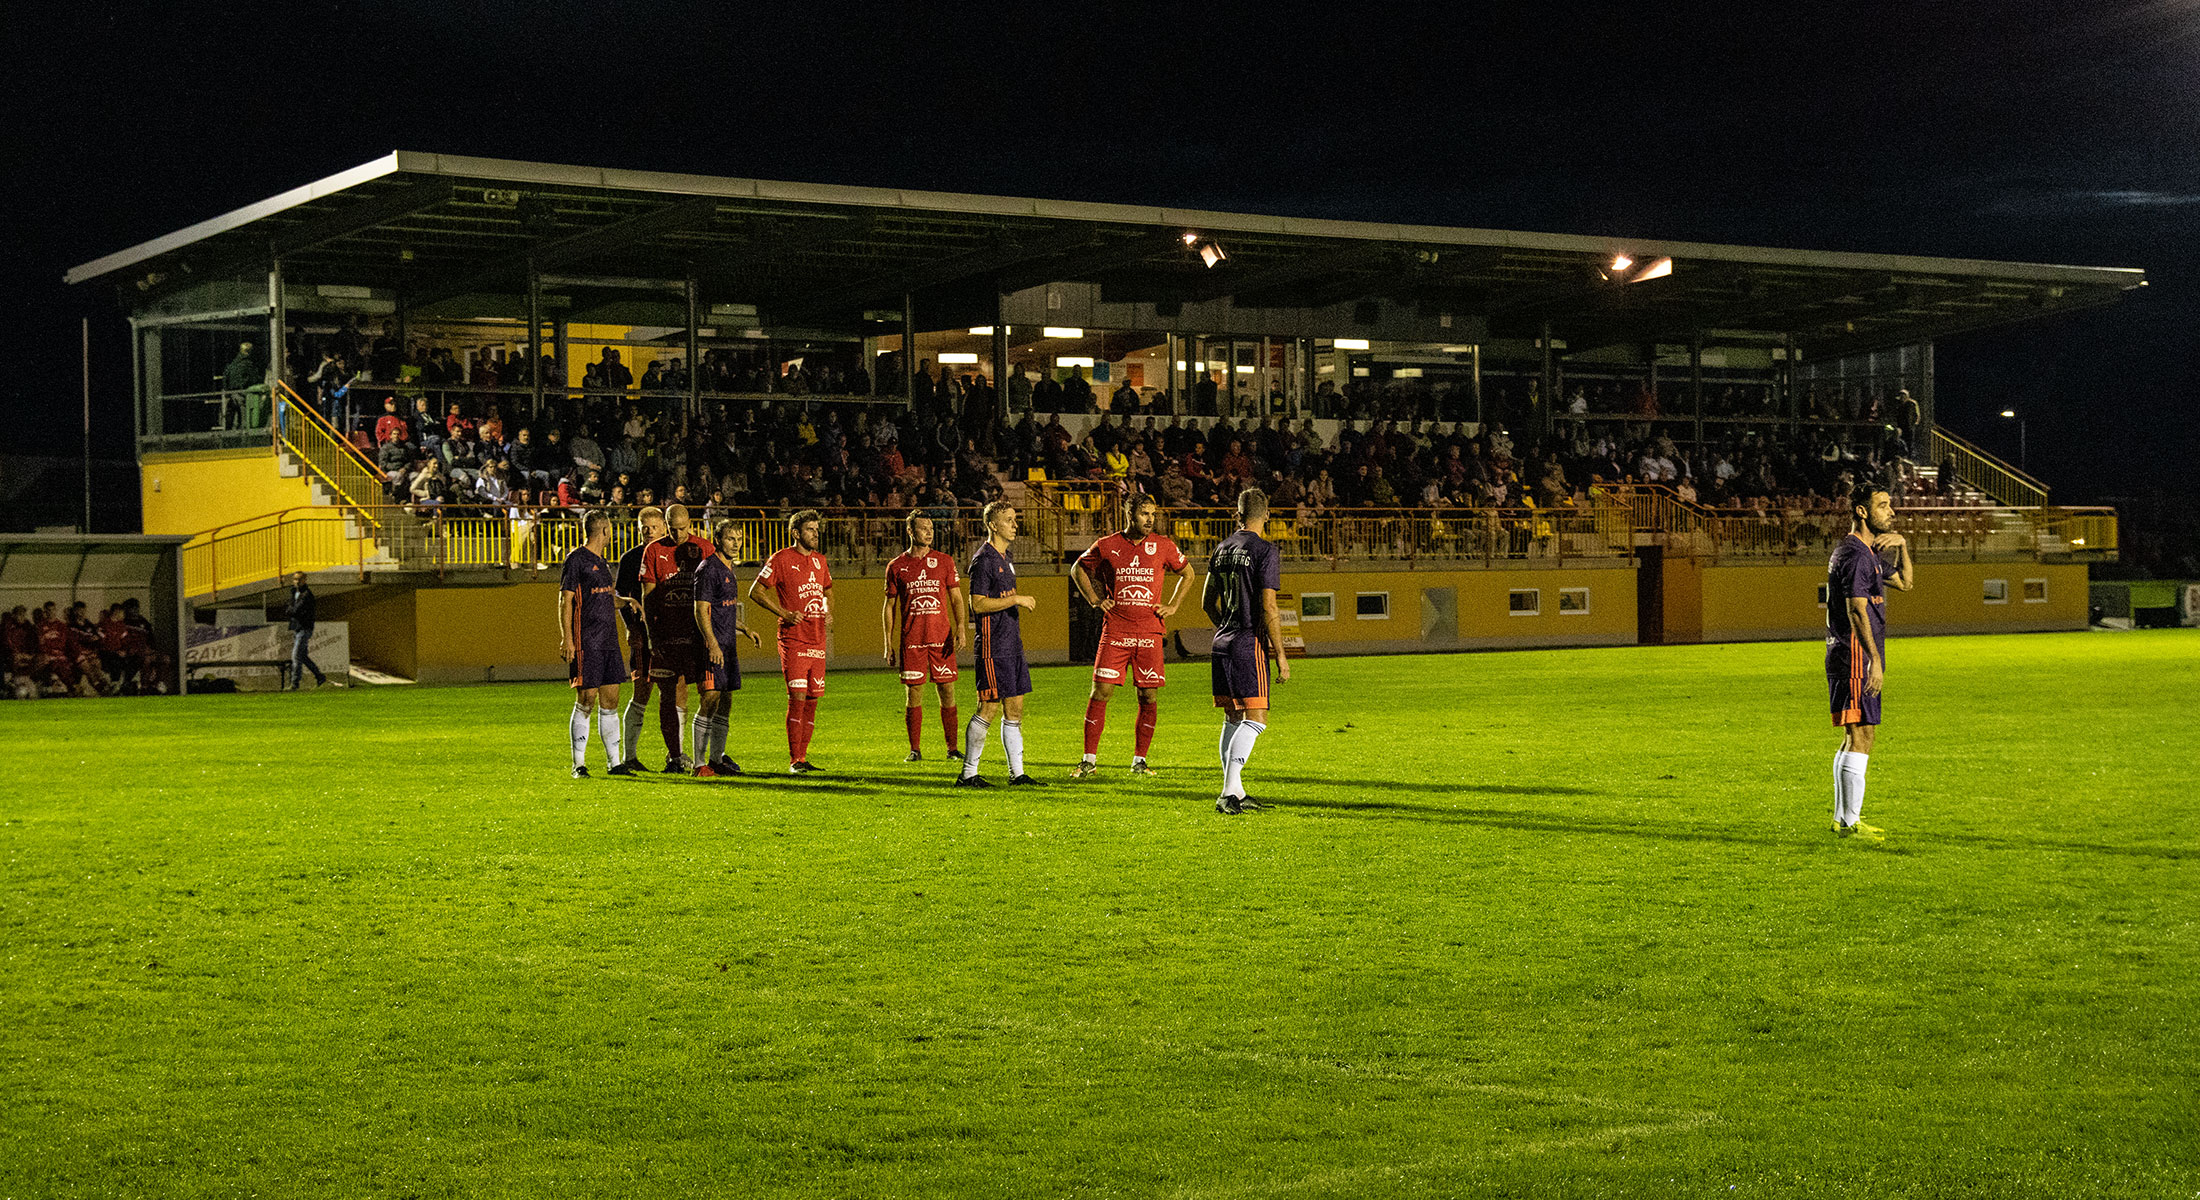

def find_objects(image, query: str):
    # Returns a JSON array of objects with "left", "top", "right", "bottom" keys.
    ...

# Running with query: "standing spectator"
[
  {"left": 284, "top": 573, "right": 330, "bottom": 690},
  {"left": 218, "top": 340, "right": 263, "bottom": 430}
]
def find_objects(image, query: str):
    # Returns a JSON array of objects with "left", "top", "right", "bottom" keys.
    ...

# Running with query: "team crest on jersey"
[{"left": 1144, "top": 541, "right": 1157, "bottom": 554}]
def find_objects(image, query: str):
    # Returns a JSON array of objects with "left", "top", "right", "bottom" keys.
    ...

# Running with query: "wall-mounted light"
[
  {"left": 968, "top": 326, "right": 995, "bottom": 335},
  {"left": 1043, "top": 326, "right": 1083, "bottom": 338},
  {"left": 938, "top": 353, "right": 979, "bottom": 364},
  {"left": 1056, "top": 356, "right": 1095, "bottom": 368},
  {"left": 1333, "top": 338, "right": 1370, "bottom": 351}
]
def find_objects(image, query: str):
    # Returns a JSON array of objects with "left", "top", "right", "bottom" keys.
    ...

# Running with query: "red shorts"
[
  {"left": 898, "top": 639, "right": 958, "bottom": 685},
  {"left": 1093, "top": 631, "right": 1166, "bottom": 689},
  {"left": 779, "top": 640, "right": 828, "bottom": 695}
]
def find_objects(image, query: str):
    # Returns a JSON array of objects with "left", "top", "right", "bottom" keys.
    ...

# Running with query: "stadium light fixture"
[
  {"left": 2000, "top": 409, "right": 2027, "bottom": 470},
  {"left": 1181, "top": 231, "right": 1201, "bottom": 245},
  {"left": 2000, "top": 409, "right": 2017, "bottom": 418},
  {"left": 1631, "top": 257, "right": 1674, "bottom": 282},
  {"left": 1199, "top": 240, "right": 1228, "bottom": 268},
  {"left": 1610, "top": 254, "right": 1634, "bottom": 274},
  {"left": 968, "top": 326, "right": 995, "bottom": 335},
  {"left": 1043, "top": 326, "right": 1083, "bottom": 338}
]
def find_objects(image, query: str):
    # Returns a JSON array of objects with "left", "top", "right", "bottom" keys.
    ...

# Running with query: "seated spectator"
[{"left": 374, "top": 397, "right": 408, "bottom": 445}]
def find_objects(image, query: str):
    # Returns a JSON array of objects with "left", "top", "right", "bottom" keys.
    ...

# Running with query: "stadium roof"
[{"left": 68, "top": 151, "right": 2147, "bottom": 359}]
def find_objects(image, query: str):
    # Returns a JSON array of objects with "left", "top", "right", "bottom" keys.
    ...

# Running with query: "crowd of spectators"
[
  {"left": 1, "top": 599, "right": 172, "bottom": 700},
  {"left": 283, "top": 314, "right": 1950, "bottom": 530}
]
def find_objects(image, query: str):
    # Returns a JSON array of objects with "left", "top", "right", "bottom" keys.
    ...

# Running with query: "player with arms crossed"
[
  {"left": 749, "top": 509, "right": 835, "bottom": 774},
  {"left": 883, "top": 511, "right": 970, "bottom": 762},
  {"left": 1071, "top": 493, "right": 1194, "bottom": 778},
  {"left": 957, "top": 501, "right": 1044, "bottom": 788},
  {"left": 692, "top": 519, "right": 765, "bottom": 777},
  {"left": 1827, "top": 484, "right": 1914, "bottom": 840},
  {"left": 558, "top": 512, "right": 630, "bottom": 778},
  {"left": 640, "top": 504, "right": 716, "bottom": 771},
  {"left": 1203, "top": 487, "right": 1290, "bottom": 814},
  {"left": 612, "top": 505, "right": 668, "bottom": 771}
]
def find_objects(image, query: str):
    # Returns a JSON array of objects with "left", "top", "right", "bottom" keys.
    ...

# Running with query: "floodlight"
[
  {"left": 1181, "top": 231, "right": 1201, "bottom": 245},
  {"left": 2001, "top": 409, "right": 2017, "bottom": 418},
  {"left": 1610, "top": 254, "right": 1634, "bottom": 273},
  {"left": 1199, "top": 240, "right": 1228, "bottom": 268},
  {"left": 1631, "top": 257, "right": 1673, "bottom": 282}
]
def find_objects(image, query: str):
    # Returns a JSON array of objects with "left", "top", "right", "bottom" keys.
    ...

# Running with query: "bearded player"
[
  {"left": 1828, "top": 485, "right": 1915, "bottom": 841},
  {"left": 612, "top": 505, "right": 668, "bottom": 771},
  {"left": 1071, "top": 493, "right": 1193, "bottom": 778},
  {"left": 557, "top": 512, "right": 630, "bottom": 778},
  {"left": 883, "top": 510, "right": 970, "bottom": 762},
  {"left": 692, "top": 519, "right": 765, "bottom": 777},
  {"left": 640, "top": 503, "right": 716, "bottom": 771},
  {"left": 748, "top": 509, "right": 834, "bottom": 774}
]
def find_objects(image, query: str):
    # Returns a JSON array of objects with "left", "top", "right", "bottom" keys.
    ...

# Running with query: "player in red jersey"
[
  {"left": 640, "top": 504, "right": 718, "bottom": 770},
  {"left": 748, "top": 508, "right": 835, "bottom": 774},
  {"left": 612, "top": 506, "right": 668, "bottom": 771},
  {"left": 882, "top": 511, "right": 970, "bottom": 762},
  {"left": 1070, "top": 493, "right": 1194, "bottom": 778}
]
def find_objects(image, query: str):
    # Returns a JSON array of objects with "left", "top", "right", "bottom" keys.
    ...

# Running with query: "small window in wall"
[
  {"left": 1356, "top": 592, "right": 1390, "bottom": 620},
  {"left": 1300, "top": 592, "right": 1335, "bottom": 621},
  {"left": 2023, "top": 578, "right": 2049, "bottom": 603},
  {"left": 1816, "top": 583, "right": 1831, "bottom": 608},
  {"left": 1984, "top": 579, "right": 2009, "bottom": 605},
  {"left": 1559, "top": 587, "right": 1591, "bottom": 614},
  {"left": 1509, "top": 588, "right": 1541, "bottom": 616}
]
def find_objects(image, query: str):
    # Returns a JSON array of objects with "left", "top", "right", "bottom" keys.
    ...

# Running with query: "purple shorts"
[{"left": 1210, "top": 635, "right": 1270, "bottom": 710}]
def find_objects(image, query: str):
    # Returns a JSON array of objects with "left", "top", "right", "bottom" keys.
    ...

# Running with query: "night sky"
[{"left": 7, "top": 1, "right": 2194, "bottom": 516}]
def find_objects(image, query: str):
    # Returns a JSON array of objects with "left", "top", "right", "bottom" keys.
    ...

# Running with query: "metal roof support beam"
[
  {"left": 993, "top": 229, "right": 1192, "bottom": 292},
  {"left": 777, "top": 227, "right": 1115, "bottom": 324},
  {"left": 405, "top": 196, "right": 721, "bottom": 311},
  {"left": 1188, "top": 242, "right": 1400, "bottom": 304},
  {"left": 688, "top": 213, "right": 880, "bottom": 285}
]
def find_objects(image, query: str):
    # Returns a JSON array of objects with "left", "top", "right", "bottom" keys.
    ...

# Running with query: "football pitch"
[{"left": 4, "top": 630, "right": 2196, "bottom": 1198}]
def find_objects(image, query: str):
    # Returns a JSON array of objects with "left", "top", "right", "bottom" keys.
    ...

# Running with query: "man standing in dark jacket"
[{"left": 285, "top": 573, "right": 329, "bottom": 690}]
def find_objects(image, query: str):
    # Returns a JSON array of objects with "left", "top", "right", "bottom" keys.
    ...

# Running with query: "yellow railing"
[
  {"left": 182, "top": 498, "right": 2118, "bottom": 600},
  {"left": 273, "top": 381, "right": 388, "bottom": 527},
  {"left": 182, "top": 508, "right": 378, "bottom": 600},
  {"left": 1929, "top": 425, "right": 2048, "bottom": 508}
]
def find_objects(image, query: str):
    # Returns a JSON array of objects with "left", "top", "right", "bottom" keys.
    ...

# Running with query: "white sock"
[
  {"left": 691, "top": 707, "right": 711, "bottom": 768},
  {"left": 1840, "top": 752, "right": 1870, "bottom": 825},
  {"left": 1224, "top": 720, "right": 1265, "bottom": 798},
  {"left": 1003, "top": 719, "right": 1025, "bottom": 777},
  {"left": 1219, "top": 718, "right": 1238, "bottom": 783},
  {"left": 569, "top": 702, "right": 590, "bottom": 769},
  {"left": 621, "top": 698, "right": 646, "bottom": 761},
  {"left": 677, "top": 707, "right": 688, "bottom": 760},
  {"left": 711, "top": 715, "right": 729, "bottom": 762},
  {"left": 1832, "top": 750, "right": 1852, "bottom": 824},
  {"left": 962, "top": 716, "right": 990, "bottom": 777},
  {"left": 597, "top": 707, "right": 620, "bottom": 768}
]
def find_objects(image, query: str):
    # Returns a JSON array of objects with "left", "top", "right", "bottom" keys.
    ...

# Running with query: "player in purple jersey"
[
  {"left": 957, "top": 501, "right": 1044, "bottom": 788},
  {"left": 558, "top": 512, "right": 631, "bottom": 778},
  {"left": 1203, "top": 487, "right": 1291, "bottom": 814},
  {"left": 692, "top": 520, "right": 764, "bottom": 778},
  {"left": 1826, "top": 485, "right": 1914, "bottom": 840}
]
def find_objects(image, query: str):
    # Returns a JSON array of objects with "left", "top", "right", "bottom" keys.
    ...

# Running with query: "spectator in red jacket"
[{"left": 375, "top": 397, "right": 408, "bottom": 445}]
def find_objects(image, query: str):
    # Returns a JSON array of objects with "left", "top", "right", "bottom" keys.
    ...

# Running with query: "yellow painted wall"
[
  {"left": 142, "top": 447, "right": 317, "bottom": 536},
  {"left": 1194, "top": 566, "right": 1638, "bottom": 651},
  {"left": 1700, "top": 561, "right": 2090, "bottom": 642}
]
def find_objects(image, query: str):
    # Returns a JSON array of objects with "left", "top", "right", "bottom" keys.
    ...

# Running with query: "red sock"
[
  {"left": 1084, "top": 697, "right": 1108, "bottom": 756},
  {"left": 1135, "top": 700, "right": 1158, "bottom": 759},
  {"left": 941, "top": 704, "right": 960, "bottom": 754},
  {"left": 786, "top": 696, "right": 804, "bottom": 761},
  {"left": 798, "top": 697, "right": 820, "bottom": 760},
  {"left": 905, "top": 705, "right": 924, "bottom": 754},
  {"left": 660, "top": 696, "right": 683, "bottom": 757}
]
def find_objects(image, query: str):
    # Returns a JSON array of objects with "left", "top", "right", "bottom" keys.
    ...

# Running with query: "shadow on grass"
[
  {"left": 1256, "top": 774, "right": 1599, "bottom": 797},
  {"left": 1277, "top": 795, "right": 1793, "bottom": 848},
  {"left": 1918, "top": 829, "right": 2192, "bottom": 861},
  {"left": 627, "top": 774, "right": 891, "bottom": 795}
]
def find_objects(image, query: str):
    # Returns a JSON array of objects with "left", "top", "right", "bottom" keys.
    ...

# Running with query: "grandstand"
[{"left": 66, "top": 151, "right": 2141, "bottom": 681}]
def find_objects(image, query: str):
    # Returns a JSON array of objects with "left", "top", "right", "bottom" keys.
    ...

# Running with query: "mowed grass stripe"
[{"left": 2, "top": 631, "right": 2195, "bottom": 1197}]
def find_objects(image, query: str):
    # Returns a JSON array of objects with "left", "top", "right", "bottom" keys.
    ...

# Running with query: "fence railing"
[
  {"left": 180, "top": 498, "right": 2119, "bottom": 601},
  {"left": 273, "top": 381, "right": 387, "bottom": 528},
  {"left": 1930, "top": 425, "right": 2048, "bottom": 508}
]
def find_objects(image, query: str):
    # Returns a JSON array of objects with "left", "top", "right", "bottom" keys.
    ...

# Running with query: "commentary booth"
[{"left": 65, "top": 152, "right": 2142, "bottom": 681}]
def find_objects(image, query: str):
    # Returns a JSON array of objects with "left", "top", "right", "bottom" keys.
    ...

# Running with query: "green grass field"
[{"left": 4, "top": 630, "right": 2197, "bottom": 1198}]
